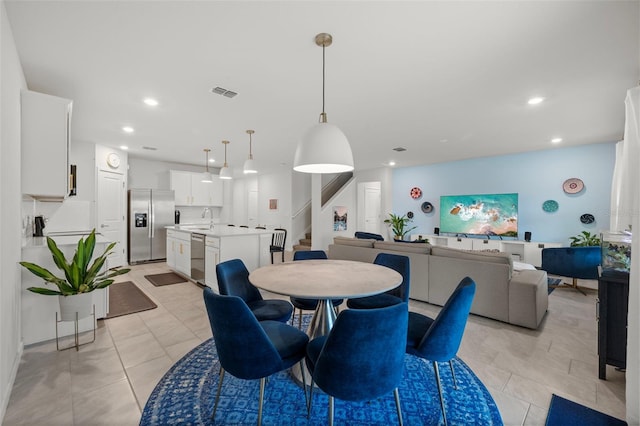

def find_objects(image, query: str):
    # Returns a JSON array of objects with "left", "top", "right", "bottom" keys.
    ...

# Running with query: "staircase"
[{"left": 293, "top": 232, "right": 312, "bottom": 252}]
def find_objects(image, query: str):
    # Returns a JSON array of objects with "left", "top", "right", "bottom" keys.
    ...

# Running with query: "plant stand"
[{"left": 55, "top": 304, "right": 96, "bottom": 351}]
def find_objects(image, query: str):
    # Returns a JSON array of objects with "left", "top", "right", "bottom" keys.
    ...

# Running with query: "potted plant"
[
  {"left": 569, "top": 231, "right": 601, "bottom": 247},
  {"left": 19, "top": 229, "right": 130, "bottom": 321},
  {"left": 384, "top": 213, "right": 417, "bottom": 241}
]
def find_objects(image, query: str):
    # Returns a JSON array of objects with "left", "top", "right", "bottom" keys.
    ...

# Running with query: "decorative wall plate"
[
  {"left": 410, "top": 187, "right": 422, "bottom": 199},
  {"left": 542, "top": 200, "right": 559, "bottom": 213},
  {"left": 407, "top": 211, "right": 414, "bottom": 219},
  {"left": 563, "top": 178, "right": 584, "bottom": 194},
  {"left": 580, "top": 213, "right": 595, "bottom": 224},
  {"left": 421, "top": 201, "right": 434, "bottom": 213}
]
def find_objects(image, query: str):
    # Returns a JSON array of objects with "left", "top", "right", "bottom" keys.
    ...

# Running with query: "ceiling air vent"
[
  {"left": 392, "top": 147, "right": 407, "bottom": 152},
  {"left": 142, "top": 146, "right": 158, "bottom": 151},
  {"left": 211, "top": 87, "right": 238, "bottom": 98}
]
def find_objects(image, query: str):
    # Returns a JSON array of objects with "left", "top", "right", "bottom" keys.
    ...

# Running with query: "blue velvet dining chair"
[
  {"left": 216, "top": 258, "right": 293, "bottom": 323},
  {"left": 305, "top": 302, "right": 408, "bottom": 426},
  {"left": 289, "top": 250, "right": 343, "bottom": 328},
  {"left": 202, "top": 288, "right": 309, "bottom": 425},
  {"left": 405, "top": 277, "right": 476, "bottom": 426},
  {"left": 541, "top": 246, "right": 600, "bottom": 295},
  {"left": 347, "top": 252, "right": 410, "bottom": 309}
]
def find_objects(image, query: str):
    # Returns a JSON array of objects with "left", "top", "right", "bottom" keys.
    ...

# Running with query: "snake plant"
[{"left": 20, "top": 229, "right": 130, "bottom": 296}]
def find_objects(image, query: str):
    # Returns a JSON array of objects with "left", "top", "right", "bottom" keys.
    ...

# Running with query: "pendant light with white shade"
[
  {"left": 201, "top": 148, "right": 213, "bottom": 183},
  {"left": 243, "top": 130, "right": 257, "bottom": 174},
  {"left": 219, "top": 140, "right": 233, "bottom": 180},
  {"left": 293, "top": 33, "right": 354, "bottom": 174}
]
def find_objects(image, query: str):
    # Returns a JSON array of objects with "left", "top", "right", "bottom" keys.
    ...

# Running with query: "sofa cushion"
[
  {"left": 431, "top": 245, "right": 513, "bottom": 276},
  {"left": 373, "top": 240, "right": 431, "bottom": 254},
  {"left": 333, "top": 236, "right": 376, "bottom": 248}
]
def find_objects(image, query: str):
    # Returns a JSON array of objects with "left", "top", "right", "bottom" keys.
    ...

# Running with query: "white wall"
[
  {"left": 315, "top": 178, "right": 357, "bottom": 251},
  {"left": 0, "top": 1, "right": 26, "bottom": 420},
  {"left": 257, "top": 170, "right": 293, "bottom": 248}
]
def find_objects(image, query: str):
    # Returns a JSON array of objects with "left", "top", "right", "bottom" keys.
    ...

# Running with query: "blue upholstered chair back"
[
  {"left": 293, "top": 250, "right": 328, "bottom": 261},
  {"left": 354, "top": 231, "right": 384, "bottom": 241},
  {"left": 203, "top": 288, "right": 283, "bottom": 379},
  {"left": 541, "top": 246, "right": 600, "bottom": 280},
  {"left": 216, "top": 258, "right": 263, "bottom": 303},
  {"left": 374, "top": 253, "right": 410, "bottom": 302},
  {"left": 413, "top": 277, "right": 476, "bottom": 362},
  {"left": 312, "top": 302, "right": 408, "bottom": 401}
]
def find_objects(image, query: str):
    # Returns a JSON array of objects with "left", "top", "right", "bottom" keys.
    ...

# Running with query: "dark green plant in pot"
[
  {"left": 20, "top": 229, "right": 130, "bottom": 295},
  {"left": 569, "top": 231, "right": 601, "bottom": 247},
  {"left": 384, "top": 213, "right": 417, "bottom": 241}
]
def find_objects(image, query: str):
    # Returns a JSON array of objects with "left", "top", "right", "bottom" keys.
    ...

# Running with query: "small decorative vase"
[{"left": 58, "top": 292, "right": 93, "bottom": 321}]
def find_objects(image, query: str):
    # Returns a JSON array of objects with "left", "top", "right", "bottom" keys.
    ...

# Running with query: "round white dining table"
[{"left": 249, "top": 259, "right": 402, "bottom": 338}]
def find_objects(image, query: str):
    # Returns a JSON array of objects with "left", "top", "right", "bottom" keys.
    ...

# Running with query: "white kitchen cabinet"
[
  {"left": 205, "top": 236, "right": 220, "bottom": 288},
  {"left": 21, "top": 90, "right": 73, "bottom": 200},
  {"left": 166, "top": 229, "right": 177, "bottom": 269},
  {"left": 170, "top": 170, "right": 223, "bottom": 206},
  {"left": 174, "top": 231, "right": 191, "bottom": 276}
]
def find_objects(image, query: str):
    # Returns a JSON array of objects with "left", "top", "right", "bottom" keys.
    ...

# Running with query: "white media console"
[{"left": 411, "top": 234, "right": 562, "bottom": 267}]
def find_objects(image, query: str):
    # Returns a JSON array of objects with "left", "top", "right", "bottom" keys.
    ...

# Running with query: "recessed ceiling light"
[
  {"left": 209, "top": 158, "right": 215, "bottom": 163},
  {"left": 551, "top": 137, "right": 563, "bottom": 143},
  {"left": 527, "top": 97, "right": 545, "bottom": 105},
  {"left": 120, "top": 145, "right": 129, "bottom": 150},
  {"left": 122, "top": 126, "right": 134, "bottom": 133},
  {"left": 388, "top": 161, "right": 396, "bottom": 166},
  {"left": 143, "top": 98, "right": 159, "bottom": 107}
]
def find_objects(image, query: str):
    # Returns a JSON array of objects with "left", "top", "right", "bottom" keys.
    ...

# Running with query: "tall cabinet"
[
  {"left": 21, "top": 90, "right": 73, "bottom": 200},
  {"left": 170, "top": 170, "right": 223, "bottom": 206},
  {"left": 597, "top": 269, "right": 629, "bottom": 379}
]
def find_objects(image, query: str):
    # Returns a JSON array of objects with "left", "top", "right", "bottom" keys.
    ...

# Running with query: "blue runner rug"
[
  {"left": 546, "top": 394, "right": 627, "bottom": 426},
  {"left": 141, "top": 337, "right": 503, "bottom": 425}
]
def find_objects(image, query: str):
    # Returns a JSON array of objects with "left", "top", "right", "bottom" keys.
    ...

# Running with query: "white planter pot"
[{"left": 58, "top": 292, "right": 94, "bottom": 321}]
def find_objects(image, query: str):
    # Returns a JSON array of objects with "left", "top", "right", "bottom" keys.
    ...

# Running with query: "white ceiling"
[{"left": 5, "top": 1, "right": 639, "bottom": 176}]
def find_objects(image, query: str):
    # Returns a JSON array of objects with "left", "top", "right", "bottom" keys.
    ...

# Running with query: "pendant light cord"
[{"left": 322, "top": 43, "right": 326, "bottom": 116}]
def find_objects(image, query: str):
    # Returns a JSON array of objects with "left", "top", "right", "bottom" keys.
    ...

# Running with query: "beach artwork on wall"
[
  {"left": 333, "top": 206, "right": 348, "bottom": 231},
  {"left": 439, "top": 193, "right": 518, "bottom": 237}
]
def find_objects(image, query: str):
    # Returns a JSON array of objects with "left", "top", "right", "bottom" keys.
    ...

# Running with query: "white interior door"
[
  {"left": 358, "top": 182, "right": 381, "bottom": 234},
  {"left": 248, "top": 190, "right": 258, "bottom": 227},
  {"left": 97, "top": 169, "right": 125, "bottom": 267}
]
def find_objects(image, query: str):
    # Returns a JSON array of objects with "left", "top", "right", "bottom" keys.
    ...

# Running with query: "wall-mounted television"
[{"left": 439, "top": 193, "right": 518, "bottom": 237}]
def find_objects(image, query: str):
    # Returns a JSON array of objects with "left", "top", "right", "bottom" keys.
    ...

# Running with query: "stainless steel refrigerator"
[{"left": 128, "top": 189, "right": 175, "bottom": 264}]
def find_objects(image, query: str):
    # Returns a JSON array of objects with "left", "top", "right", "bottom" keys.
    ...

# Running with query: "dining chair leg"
[
  {"left": 393, "top": 388, "right": 404, "bottom": 426},
  {"left": 307, "top": 379, "right": 314, "bottom": 418},
  {"left": 433, "top": 361, "right": 448, "bottom": 426},
  {"left": 449, "top": 360, "right": 458, "bottom": 390},
  {"left": 281, "top": 251, "right": 284, "bottom": 263},
  {"left": 300, "top": 360, "right": 308, "bottom": 412},
  {"left": 258, "top": 377, "right": 266, "bottom": 426},
  {"left": 211, "top": 367, "right": 226, "bottom": 420},
  {"left": 328, "top": 395, "right": 334, "bottom": 426},
  {"left": 270, "top": 252, "right": 274, "bottom": 264}
]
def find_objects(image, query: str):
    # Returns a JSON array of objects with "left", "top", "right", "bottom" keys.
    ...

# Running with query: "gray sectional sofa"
[{"left": 327, "top": 237, "right": 548, "bottom": 329}]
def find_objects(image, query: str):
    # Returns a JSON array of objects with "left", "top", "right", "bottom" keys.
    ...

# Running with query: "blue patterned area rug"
[
  {"left": 546, "top": 394, "right": 627, "bottom": 425},
  {"left": 548, "top": 277, "right": 562, "bottom": 294},
  {"left": 140, "top": 331, "right": 502, "bottom": 425}
]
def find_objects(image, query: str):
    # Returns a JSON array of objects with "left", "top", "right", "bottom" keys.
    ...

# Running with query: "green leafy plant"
[
  {"left": 384, "top": 213, "right": 417, "bottom": 241},
  {"left": 20, "top": 229, "right": 130, "bottom": 296},
  {"left": 569, "top": 231, "right": 601, "bottom": 247}
]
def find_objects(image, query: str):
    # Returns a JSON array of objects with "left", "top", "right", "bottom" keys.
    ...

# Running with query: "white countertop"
[
  {"left": 167, "top": 225, "right": 274, "bottom": 237},
  {"left": 22, "top": 233, "right": 111, "bottom": 249}
]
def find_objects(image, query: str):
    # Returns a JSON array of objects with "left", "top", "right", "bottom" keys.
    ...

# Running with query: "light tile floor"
[{"left": 3, "top": 256, "right": 626, "bottom": 425}]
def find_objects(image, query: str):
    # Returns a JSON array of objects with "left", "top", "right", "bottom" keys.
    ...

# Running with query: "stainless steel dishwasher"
[{"left": 190, "top": 233, "right": 206, "bottom": 284}]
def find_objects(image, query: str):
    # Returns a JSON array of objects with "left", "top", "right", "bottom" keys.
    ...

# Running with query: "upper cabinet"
[
  {"left": 170, "top": 170, "right": 223, "bottom": 206},
  {"left": 21, "top": 90, "right": 73, "bottom": 200}
]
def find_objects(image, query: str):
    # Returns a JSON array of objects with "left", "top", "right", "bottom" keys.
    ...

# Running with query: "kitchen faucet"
[{"left": 202, "top": 208, "right": 214, "bottom": 230}]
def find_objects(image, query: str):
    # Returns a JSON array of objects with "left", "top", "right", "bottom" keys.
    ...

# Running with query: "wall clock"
[
  {"left": 107, "top": 152, "right": 121, "bottom": 168},
  {"left": 410, "top": 187, "right": 422, "bottom": 199}
]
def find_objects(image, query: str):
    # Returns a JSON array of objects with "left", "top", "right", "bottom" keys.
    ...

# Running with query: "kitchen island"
[
  {"left": 21, "top": 233, "right": 111, "bottom": 345},
  {"left": 166, "top": 225, "right": 274, "bottom": 289}
]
